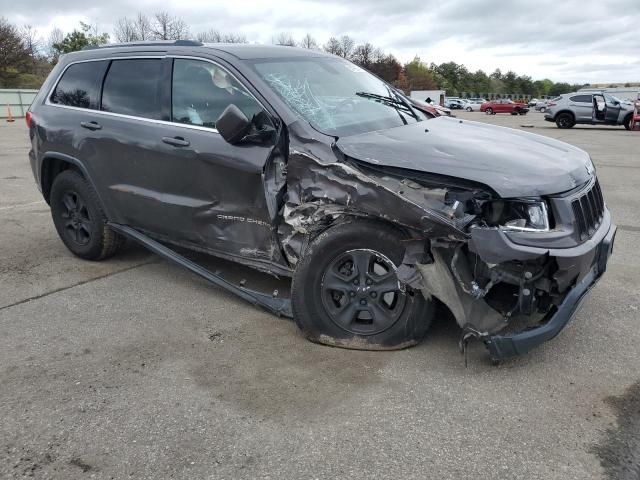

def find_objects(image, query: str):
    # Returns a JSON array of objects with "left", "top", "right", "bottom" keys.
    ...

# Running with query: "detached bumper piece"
[{"left": 485, "top": 224, "right": 616, "bottom": 360}]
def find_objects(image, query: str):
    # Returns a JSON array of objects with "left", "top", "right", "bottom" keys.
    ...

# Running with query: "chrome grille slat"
[{"left": 571, "top": 179, "right": 604, "bottom": 240}]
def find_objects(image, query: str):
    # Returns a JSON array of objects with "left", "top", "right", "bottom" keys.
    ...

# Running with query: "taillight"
[
  {"left": 25, "top": 111, "right": 32, "bottom": 128},
  {"left": 547, "top": 102, "right": 556, "bottom": 107}
]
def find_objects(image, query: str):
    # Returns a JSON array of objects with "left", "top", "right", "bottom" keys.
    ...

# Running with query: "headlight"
[{"left": 483, "top": 200, "right": 550, "bottom": 232}]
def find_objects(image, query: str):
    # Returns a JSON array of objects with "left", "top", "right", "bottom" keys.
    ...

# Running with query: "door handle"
[
  {"left": 162, "top": 136, "right": 190, "bottom": 147},
  {"left": 80, "top": 121, "right": 102, "bottom": 130}
]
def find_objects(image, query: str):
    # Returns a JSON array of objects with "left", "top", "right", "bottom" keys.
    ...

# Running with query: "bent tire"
[
  {"left": 555, "top": 113, "right": 575, "bottom": 129},
  {"left": 291, "top": 220, "right": 434, "bottom": 350},
  {"left": 50, "top": 170, "right": 124, "bottom": 260}
]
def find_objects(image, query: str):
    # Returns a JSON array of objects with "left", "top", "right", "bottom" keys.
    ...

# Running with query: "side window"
[
  {"left": 51, "top": 61, "right": 107, "bottom": 109},
  {"left": 101, "top": 59, "right": 163, "bottom": 119},
  {"left": 172, "top": 58, "right": 264, "bottom": 129},
  {"left": 570, "top": 94, "right": 592, "bottom": 103}
]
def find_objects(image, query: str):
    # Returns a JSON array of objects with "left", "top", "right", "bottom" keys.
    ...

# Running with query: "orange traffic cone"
[{"left": 6, "top": 104, "right": 15, "bottom": 122}]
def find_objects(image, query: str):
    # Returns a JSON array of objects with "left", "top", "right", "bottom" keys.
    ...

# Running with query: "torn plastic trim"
[
  {"left": 109, "top": 223, "right": 293, "bottom": 318},
  {"left": 482, "top": 222, "right": 615, "bottom": 360}
]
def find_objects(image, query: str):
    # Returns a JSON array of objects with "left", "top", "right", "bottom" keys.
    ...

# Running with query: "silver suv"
[{"left": 544, "top": 92, "right": 634, "bottom": 129}]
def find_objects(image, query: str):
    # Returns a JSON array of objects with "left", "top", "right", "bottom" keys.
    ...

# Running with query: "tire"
[
  {"left": 555, "top": 113, "right": 575, "bottom": 129},
  {"left": 50, "top": 169, "right": 125, "bottom": 260},
  {"left": 291, "top": 220, "right": 434, "bottom": 350},
  {"left": 624, "top": 114, "right": 633, "bottom": 130},
  {"left": 539, "top": 107, "right": 546, "bottom": 113},
  {"left": 486, "top": 107, "right": 493, "bottom": 115},
  {"left": 466, "top": 107, "right": 472, "bottom": 112},
  {"left": 510, "top": 111, "right": 518, "bottom": 115}
]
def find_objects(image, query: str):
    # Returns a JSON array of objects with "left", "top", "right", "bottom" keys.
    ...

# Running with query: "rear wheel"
[
  {"left": 466, "top": 107, "right": 472, "bottom": 112},
  {"left": 555, "top": 113, "right": 575, "bottom": 129},
  {"left": 291, "top": 220, "right": 434, "bottom": 350},
  {"left": 50, "top": 170, "right": 124, "bottom": 260},
  {"left": 539, "top": 106, "right": 546, "bottom": 113}
]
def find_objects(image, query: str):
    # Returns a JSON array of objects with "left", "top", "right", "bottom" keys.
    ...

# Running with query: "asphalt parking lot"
[{"left": 1, "top": 111, "right": 639, "bottom": 479}]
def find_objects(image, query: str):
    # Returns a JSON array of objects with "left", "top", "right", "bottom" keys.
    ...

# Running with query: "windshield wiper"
[{"left": 355, "top": 91, "right": 418, "bottom": 124}]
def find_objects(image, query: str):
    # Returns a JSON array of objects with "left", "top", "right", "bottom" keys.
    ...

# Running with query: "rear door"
[{"left": 568, "top": 94, "right": 593, "bottom": 121}]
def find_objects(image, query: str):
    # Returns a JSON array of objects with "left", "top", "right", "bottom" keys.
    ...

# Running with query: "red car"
[{"left": 480, "top": 99, "right": 529, "bottom": 115}]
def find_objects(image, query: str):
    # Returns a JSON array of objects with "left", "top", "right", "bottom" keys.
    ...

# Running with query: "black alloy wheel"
[
  {"left": 59, "top": 190, "right": 92, "bottom": 246},
  {"left": 321, "top": 249, "right": 406, "bottom": 335}
]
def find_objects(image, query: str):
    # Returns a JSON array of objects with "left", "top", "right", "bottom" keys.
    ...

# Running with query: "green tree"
[
  {"left": 53, "top": 22, "right": 109, "bottom": 55},
  {"left": 404, "top": 56, "right": 437, "bottom": 90}
]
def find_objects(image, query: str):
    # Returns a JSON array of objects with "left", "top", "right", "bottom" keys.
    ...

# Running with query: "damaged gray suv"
[{"left": 27, "top": 41, "right": 616, "bottom": 361}]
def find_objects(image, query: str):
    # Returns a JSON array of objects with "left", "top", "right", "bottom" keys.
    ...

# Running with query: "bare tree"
[
  {"left": 274, "top": 32, "right": 295, "bottom": 46},
  {"left": 197, "top": 29, "right": 223, "bottom": 43},
  {"left": 299, "top": 33, "right": 317, "bottom": 49},
  {"left": 134, "top": 13, "right": 153, "bottom": 40},
  {"left": 323, "top": 36, "right": 341, "bottom": 55},
  {"left": 338, "top": 35, "right": 355, "bottom": 59},
  {"left": 151, "top": 11, "right": 189, "bottom": 40},
  {"left": 20, "top": 25, "right": 42, "bottom": 59},
  {"left": 197, "top": 29, "right": 247, "bottom": 43},
  {"left": 46, "top": 26, "right": 63, "bottom": 60},
  {"left": 114, "top": 17, "right": 138, "bottom": 42},
  {"left": 352, "top": 42, "right": 375, "bottom": 67}
]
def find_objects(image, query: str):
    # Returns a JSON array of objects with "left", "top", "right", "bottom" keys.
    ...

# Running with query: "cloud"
[{"left": 1, "top": 0, "right": 639, "bottom": 83}]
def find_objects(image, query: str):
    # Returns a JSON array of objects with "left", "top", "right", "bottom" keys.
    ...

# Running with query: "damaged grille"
[{"left": 571, "top": 179, "right": 605, "bottom": 240}]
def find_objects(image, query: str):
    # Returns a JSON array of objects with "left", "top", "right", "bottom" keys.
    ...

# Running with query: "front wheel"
[
  {"left": 486, "top": 107, "right": 493, "bottom": 115},
  {"left": 291, "top": 221, "right": 434, "bottom": 350},
  {"left": 466, "top": 107, "right": 472, "bottom": 112}
]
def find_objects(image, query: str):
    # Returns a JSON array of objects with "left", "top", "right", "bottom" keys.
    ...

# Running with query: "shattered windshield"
[{"left": 251, "top": 57, "right": 420, "bottom": 137}]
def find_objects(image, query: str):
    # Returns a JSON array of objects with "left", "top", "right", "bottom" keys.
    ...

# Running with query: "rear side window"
[
  {"left": 570, "top": 94, "right": 592, "bottom": 103},
  {"left": 51, "top": 61, "right": 106, "bottom": 109},
  {"left": 101, "top": 59, "right": 163, "bottom": 119}
]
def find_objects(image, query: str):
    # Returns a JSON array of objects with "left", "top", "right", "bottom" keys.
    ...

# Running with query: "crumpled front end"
[{"left": 278, "top": 131, "right": 615, "bottom": 360}]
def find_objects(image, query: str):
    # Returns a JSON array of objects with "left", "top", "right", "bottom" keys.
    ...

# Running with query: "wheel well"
[
  {"left": 623, "top": 112, "right": 632, "bottom": 124},
  {"left": 554, "top": 110, "right": 575, "bottom": 120},
  {"left": 41, "top": 157, "right": 82, "bottom": 203}
]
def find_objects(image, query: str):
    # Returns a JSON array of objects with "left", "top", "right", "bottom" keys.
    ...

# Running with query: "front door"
[{"left": 603, "top": 93, "right": 621, "bottom": 123}]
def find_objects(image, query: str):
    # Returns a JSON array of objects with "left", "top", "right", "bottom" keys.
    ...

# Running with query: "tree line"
[{"left": 1, "top": 13, "right": 588, "bottom": 97}]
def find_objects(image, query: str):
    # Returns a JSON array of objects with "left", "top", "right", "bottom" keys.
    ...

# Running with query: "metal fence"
[{"left": 0, "top": 89, "right": 39, "bottom": 118}]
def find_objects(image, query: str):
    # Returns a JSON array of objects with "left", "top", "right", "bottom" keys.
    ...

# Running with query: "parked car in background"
[
  {"left": 462, "top": 99, "right": 484, "bottom": 111},
  {"left": 402, "top": 95, "right": 440, "bottom": 118},
  {"left": 544, "top": 92, "right": 635, "bottom": 129},
  {"left": 480, "top": 99, "right": 529, "bottom": 115},
  {"left": 528, "top": 98, "right": 541, "bottom": 107},
  {"left": 534, "top": 101, "right": 548, "bottom": 112},
  {"left": 445, "top": 98, "right": 465, "bottom": 109}
]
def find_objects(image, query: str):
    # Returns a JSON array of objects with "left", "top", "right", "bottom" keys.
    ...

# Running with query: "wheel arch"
[
  {"left": 553, "top": 109, "right": 575, "bottom": 121},
  {"left": 40, "top": 152, "right": 112, "bottom": 219}
]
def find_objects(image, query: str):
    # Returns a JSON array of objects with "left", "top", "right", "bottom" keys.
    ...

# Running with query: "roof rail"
[{"left": 82, "top": 39, "right": 203, "bottom": 51}]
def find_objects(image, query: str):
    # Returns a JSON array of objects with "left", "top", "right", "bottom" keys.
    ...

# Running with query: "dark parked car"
[{"left": 27, "top": 41, "right": 615, "bottom": 361}]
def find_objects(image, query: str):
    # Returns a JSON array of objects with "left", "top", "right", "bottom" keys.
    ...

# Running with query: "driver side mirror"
[{"left": 216, "top": 104, "right": 250, "bottom": 144}]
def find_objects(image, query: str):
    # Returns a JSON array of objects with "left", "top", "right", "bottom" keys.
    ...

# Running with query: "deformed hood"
[{"left": 336, "top": 117, "right": 592, "bottom": 197}]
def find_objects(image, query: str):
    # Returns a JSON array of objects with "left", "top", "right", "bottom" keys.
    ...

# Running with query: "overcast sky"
[{"left": 2, "top": 0, "right": 639, "bottom": 83}]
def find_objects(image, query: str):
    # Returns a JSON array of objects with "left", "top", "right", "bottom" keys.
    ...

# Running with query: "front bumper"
[
  {"left": 484, "top": 223, "right": 616, "bottom": 360},
  {"left": 544, "top": 114, "right": 554, "bottom": 122}
]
